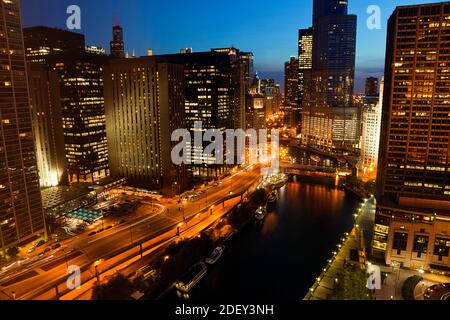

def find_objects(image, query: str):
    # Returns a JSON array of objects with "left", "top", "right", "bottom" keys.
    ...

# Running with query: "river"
[{"left": 164, "top": 176, "right": 361, "bottom": 301}]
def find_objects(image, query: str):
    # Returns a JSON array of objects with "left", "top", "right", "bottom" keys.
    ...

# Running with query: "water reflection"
[{"left": 165, "top": 177, "right": 361, "bottom": 301}]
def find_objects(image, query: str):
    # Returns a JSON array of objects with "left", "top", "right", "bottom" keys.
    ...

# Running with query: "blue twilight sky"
[{"left": 21, "top": 0, "right": 443, "bottom": 92}]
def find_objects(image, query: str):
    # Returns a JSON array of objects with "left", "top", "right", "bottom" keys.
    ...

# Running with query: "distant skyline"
[{"left": 21, "top": 0, "right": 444, "bottom": 92}]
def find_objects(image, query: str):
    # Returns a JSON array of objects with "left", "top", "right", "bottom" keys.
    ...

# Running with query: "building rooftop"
[{"left": 41, "top": 186, "right": 91, "bottom": 211}]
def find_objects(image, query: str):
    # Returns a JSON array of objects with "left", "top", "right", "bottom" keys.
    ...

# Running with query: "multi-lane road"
[{"left": 0, "top": 165, "right": 262, "bottom": 300}]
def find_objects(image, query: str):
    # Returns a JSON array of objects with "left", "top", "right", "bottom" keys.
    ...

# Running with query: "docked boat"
[
  {"left": 174, "top": 262, "right": 207, "bottom": 293},
  {"left": 272, "top": 174, "right": 289, "bottom": 189},
  {"left": 205, "top": 245, "right": 225, "bottom": 265},
  {"left": 255, "top": 206, "right": 267, "bottom": 221},
  {"left": 268, "top": 191, "right": 277, "bottom": 204}
]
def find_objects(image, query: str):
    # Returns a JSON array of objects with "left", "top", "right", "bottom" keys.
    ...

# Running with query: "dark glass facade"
[
  {"left": 23, "top": 27, "right": 110, "bottom": 184},
  {"left": 0, "top": 0, "right": 45, "bottom": 249},
  {"left": 284, "top": 57, "right": 298, "bottom": 130},
  {"left": 110, "top": 23, "right": 125, "bottom": 58},
  {"left": 154, "top": 50, "right": 243, "bottom": 178},
  {"left": 23, "top": 26, "right": 84, "bottom": 64},
  {"left": 301, "top": 0, "right": 357, "bottom": 151},
  {"left": 297, "top": 27, "right": 313, "bottom": 121}
]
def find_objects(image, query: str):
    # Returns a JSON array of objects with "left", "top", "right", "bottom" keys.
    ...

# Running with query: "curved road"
[{"left": 0, "top": 165, "right": 261, "bottom": 300}]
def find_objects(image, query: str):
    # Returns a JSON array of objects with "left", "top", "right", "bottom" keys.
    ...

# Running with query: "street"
[{"left": 0, "top": 165, "right": 262, "bottom": 300}]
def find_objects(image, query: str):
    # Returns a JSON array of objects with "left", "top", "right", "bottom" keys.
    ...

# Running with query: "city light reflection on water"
[{"left": 166, "top": 177, "right": 360, "bottom": 301}]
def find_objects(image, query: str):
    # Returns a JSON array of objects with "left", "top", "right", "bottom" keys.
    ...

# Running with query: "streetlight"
[
  {"left": 94, "top": 260, "right": 102, "bottom": 282},
  {"left": 177, "top": 222, "right": 183, "bottom": 237}
]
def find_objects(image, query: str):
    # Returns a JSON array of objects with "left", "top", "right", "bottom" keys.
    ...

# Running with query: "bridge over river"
[{"left": 279, "top": 162, "right": 352, "bottom": 180}]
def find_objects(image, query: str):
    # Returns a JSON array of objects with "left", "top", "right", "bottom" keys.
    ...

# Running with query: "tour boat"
[
  {"left": 268, "top": 191, "right": 277, "bottom": 204},
  {"left": 175, "top": 262, "right": 207, "bottom": 293},
  {"left": 205, "top": 245, "right": 225, "bottom": 265},
  {"left": 255, "top": 206, "right": 267, "bottom": 221},
  {"left": 272, "top": 174, "right": 289, "bottom": 189}
]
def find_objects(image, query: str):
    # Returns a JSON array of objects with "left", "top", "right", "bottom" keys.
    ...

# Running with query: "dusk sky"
[{"left": 21, "top": 0, "right": 443, "bottom": 92}]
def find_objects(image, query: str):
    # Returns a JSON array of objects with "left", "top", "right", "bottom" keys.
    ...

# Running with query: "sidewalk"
[
  {"left": 373, "top": 265, "right": 450, "bottom": 300},
  {"left": 304, "top": 198, "right": 373, "bottom": 300},
  {"left": 59, "top": 197, "right": 241, "bottom": 300},
  {"left": 304, "top": 228, "right": 360, "bottom": 300}
]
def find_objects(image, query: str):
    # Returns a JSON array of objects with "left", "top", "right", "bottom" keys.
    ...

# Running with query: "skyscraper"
[
  {"left": 312, "top": 0, "right": 349, "bottom": 26},
  {"left": 259, "top": 78, "right": 282, "bottom": 117},
  {"left": 51, "top": 51, "right": 109, "bottom": 183},
  {"left": 104, "top": 58, "right": 186, "bottom": 196},
  {"left": 0, "top": 0, "right": 45, "bottom": 249},
  {"left": 301, "top": 0, "right": 358, "bottom": 151},
  {"left": 297, "top": 27, "right": 313, "bottom": 131},
  {"left": 155, "top": 49, "right": 244, "bottom": 178},
  {"left": 28, "top": 64, "right": 67, "bottom": 187},
  {"left": 212, "top": 47, "right": 247, "bottom": 131},
  {"left": 284, "top": 57, "right": 299, "bottom": 132},
  {"left": 365, "top": 77, "right": 379, "bottom": 98},
  {"left": 360, "top": 77, "right": 383, "bottom": 177},
  {"left": 239, "top": 51, "right": 254, "bottom": 89},
  {"left": 110, "top": 20, "right": 125, "bottom": 58},
  {"left": 24, "top": 27, "right": 110, "bottom": 184},
  {"left": 374, "top": 2, "right": 450, "bottom": 270},
  {"left": 23, "top": 26, "right": 85, "bottom": 64}
]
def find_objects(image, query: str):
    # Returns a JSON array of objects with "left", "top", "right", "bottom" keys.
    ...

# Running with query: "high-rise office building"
[
  {"left": 104, "top": 58, "right": 186, "bottom": 196},
  {"left": 365, "top": 77, "right": 379, "bottom": 98},
  {"left": 155, "top": 49, "right": 243, "bottom": 178},
  {"left": 297, "top": 27, "right": 313, "bottom": 131},
  {"left": 239, "top": 51, "right": 254, "bottom": 89},
  {"left": 301, "top": 0, "right": 358, "bottom": 151},
  {"left": 212, "top": 47, "right": 247, "bottom": 130},
  {"left": 110, "top": 20, "right": 125, "bottom": 58},
  {"left": 284, "top": 57, "right": 299, "bottom": 131},
  {"left": 312, "top": 0, "right": 349, "bottom": 26},
  {"left": 51, "top": 52, "right": 109, "bottom": 183},
  {"left": 245, "top": 74, "right": 267, "bottom": 131},
  {"left": 24, "top": 27, "right": 110, "bottom": 184},
  {"left": 259, "top": 78, "right": 282, "bottom": 117},
  {"left": 23, "top": 26, "right": 85, "bottom": 64},
  {"left": 0, "top": 0, "right": 45, "bottom": 249},
  {"left": 373, "top": 2, "right": 450, "bottom": 270},
  {"left": 28, "top": 64, "right": 67, "bottom": 187},
  {"left": 360, "top": 77, "right": 383, "bottom": 177}
]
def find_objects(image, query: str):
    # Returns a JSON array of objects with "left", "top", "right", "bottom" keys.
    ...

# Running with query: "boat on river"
[
  {"left": 268, "top": 191, "right": 277, "bottom": 204},
  {"left": 175, "top": 262, "right": 207, "bottom": 293},
  {"left": 255, "top": 206, "right": 267, "bottom": 221},
  {"left": 205, "top": 245, "right": 225, "bottom": 265}
]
